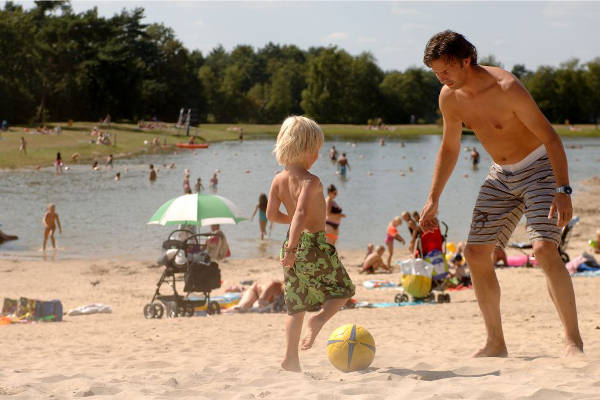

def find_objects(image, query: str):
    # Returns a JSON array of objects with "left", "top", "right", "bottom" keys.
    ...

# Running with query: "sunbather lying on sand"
[{"left": 228, "top": 280, "right": 284, "bottom": 312}]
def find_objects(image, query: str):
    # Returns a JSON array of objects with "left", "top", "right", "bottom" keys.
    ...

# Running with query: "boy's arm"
[
  {"left": 56, "top": 215, "right": 62, "bottom": 233},
  {"left": 395, "top": 234, "right": 405, "bottom": 244},
  {"left": 42, "top": 213, "right": 48, "bottom": 228},
  {"left": 266, "top": 181, "right": 291, "bottom": 224}
]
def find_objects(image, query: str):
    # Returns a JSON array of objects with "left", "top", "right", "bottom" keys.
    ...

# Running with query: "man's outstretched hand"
[{"left": 420, "top": 199, "right": 439, "bottom": 233}]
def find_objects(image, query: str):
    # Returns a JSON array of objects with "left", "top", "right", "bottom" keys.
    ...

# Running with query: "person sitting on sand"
[
  {"left": 229, "top": 280, "right": 285, "bottom": 312},
  {"left": 449, "top": 253, "right": 471, "bottom": 286},
  {"left": 360, "top": 245, "right": 389, "bottom": 274},
  {"left": 205, "top": 224, "right": 230, "bottom": 260},
  {"left": 42, "top": 204, "right": 62, "bottom": 251}
]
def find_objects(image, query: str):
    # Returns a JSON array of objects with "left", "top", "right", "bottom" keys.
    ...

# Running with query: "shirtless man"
[
  {"left": 419, "top": 31, "right": 582, "bottom": 357},
  {"left": 42, "top": 203, "right": 62, "bottom": 251}
]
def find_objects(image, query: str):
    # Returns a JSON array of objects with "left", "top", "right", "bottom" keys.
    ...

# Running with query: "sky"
[{"left": 15, "top": 1, "right": 600, "bottom": 72}]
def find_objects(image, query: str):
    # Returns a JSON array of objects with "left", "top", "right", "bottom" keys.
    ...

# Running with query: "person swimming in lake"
[
  {"left": 329, "top": 145, "right": 338, "bottom": 162},
  {"left": 337, "top": 153, "right": 350, "bottom": 178},
  {"left": 325, "top": 184, "right": 345, "bottom": 246},
  {"left": 149, "top": 164, "right": 157, "bottom": 181}
]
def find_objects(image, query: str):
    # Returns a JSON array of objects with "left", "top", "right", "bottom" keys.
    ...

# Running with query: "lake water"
[{"left": 1, "top": 136, "right": 598, "bottom": 261}]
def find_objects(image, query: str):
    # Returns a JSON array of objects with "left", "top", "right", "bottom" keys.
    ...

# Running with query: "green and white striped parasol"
[{"left": 148, "top": 193, "right": 246, "bottom": 226}]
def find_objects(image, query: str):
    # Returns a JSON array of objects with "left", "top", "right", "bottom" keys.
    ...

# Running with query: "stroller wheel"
[
  {"left": 143, "top": 303, "right": 156, "bottom": 319},
  {"left": 444, "top": 294, "right": 451, "bottom": 303},
  {"left": 394, "top": 293, "right": 409, "bottom": 304},
  {"left": 436, "top": 294, "right": 445, "bottom": 303},
  {"left": 425, "top": 293, "right": 435, "bottom": 303},
  {"left": 207, "top": 301, "right": 221, "bottom": 315},
  {"left": 184, "top": 304, "right": 195, "bottom": 317},
  {"left": 153, "top": 303, "right": 164, "bottom": 319}
]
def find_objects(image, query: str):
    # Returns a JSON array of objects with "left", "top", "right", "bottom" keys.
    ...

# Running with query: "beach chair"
[
  {"left": 509, "top": 216, "right": 579, "bottom": 264},
  {"left": 143, "top": 229, "right": 222, "bottom": 319}
]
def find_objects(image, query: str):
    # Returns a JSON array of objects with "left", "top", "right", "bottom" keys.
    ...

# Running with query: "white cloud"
[
  {"left": 358, "top": 36, "right": 376, "bottom": 44},
  {"left": 326, "top": 32, "right": 349, "bottom": 42},
  {"left": 391, "top": 7, "right": 422, "bottom": 16},
  {"left": 401, "top": 22, "right": 429, "bottom": 31},
  {"left": 541, "top": 2, "right": 580, "bottom": 18}
]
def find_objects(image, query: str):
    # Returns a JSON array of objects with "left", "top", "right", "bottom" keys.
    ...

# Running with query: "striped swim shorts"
[{"left": 467, "top": 147, "right": 561, "bottom": 248}]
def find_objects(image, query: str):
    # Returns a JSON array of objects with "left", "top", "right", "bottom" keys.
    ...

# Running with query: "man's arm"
[
  {"left": 266, "top": 180, "right": 291, "bottom": 224},
  {"left": 420, "top": 90, "right": 463, "bottom": 231},
  {"left": 510, "top": 80, "right": 572, "bottom": 227}
]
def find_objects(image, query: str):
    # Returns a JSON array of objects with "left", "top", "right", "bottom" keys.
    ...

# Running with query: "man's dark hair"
[{"left": 423, "top": 30, "right": 478, "bottom": 67}]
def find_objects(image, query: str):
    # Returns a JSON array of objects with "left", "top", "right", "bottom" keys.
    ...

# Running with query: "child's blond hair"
[{"left": 273, "top": 116, "right": 324, "bottom": 166}]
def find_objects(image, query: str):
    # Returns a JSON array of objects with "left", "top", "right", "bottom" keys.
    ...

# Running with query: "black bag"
[{"left": 184, "top": 261, "right": 221, "bottom": 293}]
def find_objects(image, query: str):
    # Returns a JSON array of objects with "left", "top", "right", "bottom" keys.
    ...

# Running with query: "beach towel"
[
  {"left": 68, "top": 304, "right": 112, "bottom": 316},
  {"left": 354, "top": 301, "right": 434, "bottom": 309},
  {"left": 189, "top": 292, "right": 241, "bottom": 312},
  {"left": 572, "top": 269, "right": 600, "bottom": 277},
  {"left": 362, "top": 280, "right": 397, "bottom": 289}
]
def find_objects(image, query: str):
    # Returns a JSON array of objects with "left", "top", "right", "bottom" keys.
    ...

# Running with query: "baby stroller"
[
  {"left": 143, "top": 229, "right": 222, "bottom": 319},
  {"left": 395, "top": 221, "right": 451, "bottom": 304}
]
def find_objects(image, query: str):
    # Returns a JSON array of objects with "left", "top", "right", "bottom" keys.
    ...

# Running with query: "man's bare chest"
[{"left": 456, "top": 94, "right": 519, "bottom": 135}]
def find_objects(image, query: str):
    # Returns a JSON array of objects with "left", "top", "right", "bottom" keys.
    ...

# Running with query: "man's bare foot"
[
  {"left": 563, "top": 342, "right": 584, "bottom": 358},
  {"left": 281, "top": 357, "right": 301, "bottom": 372},
  {"left": 472, "top": 342, "right": 508, "bottom": 358},
  {"left": 301, "top": 315, "right": 325, "bottom": 350}
]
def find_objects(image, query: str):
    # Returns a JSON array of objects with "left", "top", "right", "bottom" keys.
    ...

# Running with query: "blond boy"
[
  {"left": 43, "top": 204, "right": 62, "bottom": 251},
  {"left": 267, "top": 116, "right": 355, "bottom": 372}
]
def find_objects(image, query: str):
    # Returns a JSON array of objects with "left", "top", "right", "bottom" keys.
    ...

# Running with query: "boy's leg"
[
  {"left": 50, "top": 229, "right": 56, "bottom": 249},
  {"left": 301, "top": 297, "right": 348, "bottom": 350},
  {"left": 386, "top": 242, "right": 393, "bottom": 268},
  {"left": 282, "top": 312, "right": 305, "bottom": 372},
  {"left": 532, "top": 240, "right": 583, "bottom": 356},
  {"left": 43, "top": 228, "right": 50, "bottom": 251}
]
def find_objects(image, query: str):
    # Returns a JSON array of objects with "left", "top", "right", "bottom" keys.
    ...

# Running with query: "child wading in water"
[
  {"left": 250, "top": 193, "right": 269, "bottom": 240},
  {"left": 43, "top": 203, "right": 62, "bottom": 251},
  {"left": 267, "top": 116, "right": 355, "bottom": 372}
]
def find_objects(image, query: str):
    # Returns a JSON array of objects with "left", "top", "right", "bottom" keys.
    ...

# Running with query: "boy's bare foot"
[
  {"left": 301, "top": 315, "right": 325, "bottom": 350},
  {"left": 563, "top": 342, "right": 584, "bottom": 358},
  {"left": 472, "top": 341, "right": 508, "bottom": 358},
  {"left": 281, "top": 357, "right": 301, "bottom": 372}
]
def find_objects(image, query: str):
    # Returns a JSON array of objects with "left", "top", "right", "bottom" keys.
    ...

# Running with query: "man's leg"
[
  {"left": 532, "top": 240, "right": 583, "bottom": 356},
  {"left": 464, "top": 243, "right": 508, "bottom": 357}
]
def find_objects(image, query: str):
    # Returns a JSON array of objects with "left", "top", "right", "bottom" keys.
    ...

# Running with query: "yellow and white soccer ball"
[{"left": 327, "top": 324, "right": 376, "bottom": 372}]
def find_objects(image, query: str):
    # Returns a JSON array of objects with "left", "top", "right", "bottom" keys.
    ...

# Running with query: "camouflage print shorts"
[{"left": 281, "top": 231, "right": 355, "bottom": 315}]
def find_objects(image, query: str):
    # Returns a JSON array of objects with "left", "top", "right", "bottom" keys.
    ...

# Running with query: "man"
[{"left": 419, "top": 30, "right": 582, "bottom": 357}]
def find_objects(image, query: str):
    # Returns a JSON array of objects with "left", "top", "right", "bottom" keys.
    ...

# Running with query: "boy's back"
[{"left": 271, "top": 167, "right": 326, "bottom": 234}]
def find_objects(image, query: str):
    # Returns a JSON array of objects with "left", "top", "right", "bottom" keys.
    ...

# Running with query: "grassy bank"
[{"left": 0, "top": 122, "right": 598, "bottom": 169}]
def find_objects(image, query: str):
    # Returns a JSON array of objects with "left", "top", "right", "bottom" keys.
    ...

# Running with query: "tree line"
[{"left": 1, "top": 1, "right": 599, "bottom": 126}]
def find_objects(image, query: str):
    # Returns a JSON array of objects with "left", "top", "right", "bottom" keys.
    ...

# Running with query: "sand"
[{"left": 1, "top": 178, "right": 599, "bottom": 399}]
